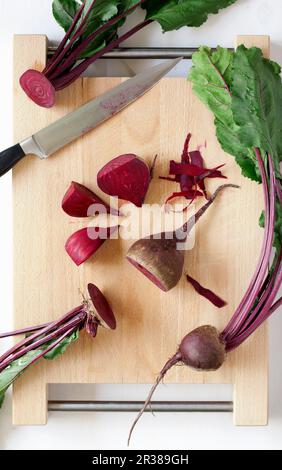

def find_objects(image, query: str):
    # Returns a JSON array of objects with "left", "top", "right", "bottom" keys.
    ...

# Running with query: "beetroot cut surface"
[
  {"left": 88, "top": 283, "right": 116, "bottom": 330},
  {"left": 19, "top": 69, "right": 56, "bottom": 108},
  {"left": 62, "top": 181, "right": 114, "bottom": 217},
  {"left": 65, "top": 227, "right": 112, "bottom": 266},
  {"left": 97, "top": 154, "right": 151, "bottom": 207}
]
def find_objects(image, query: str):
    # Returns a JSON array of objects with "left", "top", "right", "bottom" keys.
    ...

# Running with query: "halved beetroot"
[
  {"left": 19, "top": 69, "right": 56, "bottom": 108},
  {"left": 97, "top": 154, "right": 151, "bottom": 207},
  {"left": 88, "top": 283, "right": 116, "bottom": 330}
]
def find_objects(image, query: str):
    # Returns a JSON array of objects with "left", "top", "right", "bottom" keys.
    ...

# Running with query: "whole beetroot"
[{"left": 128, "top": 325, "right": 226, "bottom": 444}]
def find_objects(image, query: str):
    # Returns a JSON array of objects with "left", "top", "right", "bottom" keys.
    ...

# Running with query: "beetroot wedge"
[
  {"left": 65, "top": 227, "right": 116, "bottom": 266},
  {"left": 62, "top": 181, "right": 113, "bottom": 217},
  {"left": 97, "top": 154, "right": 151, "bottom": 207}
]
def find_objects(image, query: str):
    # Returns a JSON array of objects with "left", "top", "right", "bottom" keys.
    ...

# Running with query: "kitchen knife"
[{"left": 0, "top": 57, "right": 182, "bottom": 177}]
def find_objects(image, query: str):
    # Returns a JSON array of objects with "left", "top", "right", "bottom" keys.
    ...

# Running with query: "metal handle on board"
[
  {"left": 47, "top": 46, "right": 233, "bottom": 60},
  {"left": 48, "top": 401, "right": 233, "bottom": 413}
]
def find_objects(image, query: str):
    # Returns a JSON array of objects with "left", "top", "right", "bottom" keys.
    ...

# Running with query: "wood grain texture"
[{"left": 13, "top": 35, "right": 268, "bottom": 425}]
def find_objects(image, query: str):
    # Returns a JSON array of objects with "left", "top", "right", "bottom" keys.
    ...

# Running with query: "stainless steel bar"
[
  {"left": 48, "top": 401, "right": 233, "bottom": 413},
  {"left": 47, "top": 46, "right": 234, "bottom": 60}
]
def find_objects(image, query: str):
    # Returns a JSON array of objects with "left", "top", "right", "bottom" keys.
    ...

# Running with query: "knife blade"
[{"left": 0, "top": 57, "right": 182, "bottom": 177}]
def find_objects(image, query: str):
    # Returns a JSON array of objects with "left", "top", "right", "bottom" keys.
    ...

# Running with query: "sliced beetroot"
[
  {"left": 88, "top": 283, "right": 116, "bottom": 330},
  {"left": 62, "top": 181, "right": 113, "bottom": 217},
  {"left": 19, "top": 69, "right": 56, "bottom": 108},
  {"left": 97, "top": 154, "right": 151, "bottom": 207},
  {"left": 186, "top": 274, "right": 227, "bottom": 308},
  {"left": 65, "top": 226, "right": 116, "bottom": 266}
]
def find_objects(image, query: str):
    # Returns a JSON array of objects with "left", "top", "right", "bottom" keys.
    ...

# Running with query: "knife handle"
[{"left": 0, "top": 144, "right": 26, "bottom": 177}]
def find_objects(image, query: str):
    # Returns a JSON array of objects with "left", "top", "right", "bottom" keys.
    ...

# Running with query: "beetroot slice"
[
  {"left": 65, "top": 227, "right": 114, "bottom": 266},
  {"left": 88, "top": 283, "right": 116, "bottom": 330},
  {"left": 186, "top": 274, "right": 227, "bottom": 308},
  {"left": 97, "top": 154, "right": 150, "bottom": 207},
  {"left": 62, "top": 181, "right": 114, "bottom": 217},
  {"left": 19, "top": 69, "right": 55, "bottom": 108}
]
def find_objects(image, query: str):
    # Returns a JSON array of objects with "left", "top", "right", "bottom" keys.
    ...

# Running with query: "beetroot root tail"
[{"left": 127, "top": 352, "right": 181, "bottom": 446}]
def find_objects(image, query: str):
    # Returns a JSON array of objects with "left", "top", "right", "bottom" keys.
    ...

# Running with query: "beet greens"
[
  {"left": 128, "top": 45, "right": 282, "bottom": 444},
  {"left": 0, "top": 284, "right": 116, "bottom": 408},
  {"left": 20, "top": 0, "right": 238, "bottom": 107}
]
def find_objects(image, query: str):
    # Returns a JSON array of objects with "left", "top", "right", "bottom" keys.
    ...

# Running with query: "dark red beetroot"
[
  {"left": 65, "top": 227, "right": 117, "bottom": 266},
  {"left": 62, "top": 181, "right": 114, "bottom": 217},
  {"left": 128, "top": 325, "right": 226, "bottom": 444},
  {"left": 62, "top": 182, "right": 119, "bottom": 266},
  {"left": 127, "top": 184, "right": 238, "bottom": 292},
  {"left": 87, "top": 283, "right": 116, "bottom": 330},
  {"left": 97, "top": 154, "right": 151, "bottom": 207},
  {"left": 19, "top": 70, "right": 55, "bottom": 108}
]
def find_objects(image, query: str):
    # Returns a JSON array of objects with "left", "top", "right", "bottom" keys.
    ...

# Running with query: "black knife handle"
[{"left": 0, "top": 144, "right": 26, "bottom": 177}]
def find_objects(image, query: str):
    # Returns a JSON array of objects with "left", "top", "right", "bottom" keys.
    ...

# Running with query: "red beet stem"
[
  {"left": 43, "top": 1, "right": 86, "bottom": 75},
  {"left": 52, "top": 19, "right": 152, "bottom": 90},
  {"left": 221, "top": 151, "right": 274, "bottom": 343},
  {"left": 0, "top": 305, "right": 83, "bottom": 365},
  {"left": 44, "top": 1, "right": 96, "bottom": 76},
  {"left": 4, "top": 326, "right": 79, "bottom": 379},
  {"left": 186, "top": 274, "right": 227, "bottom": 308},
  {"left": 176, "top": 184, "right": 239, "bottom": 240},
  {"left": 0, "top": 322, "right": 52, "bottom": 339},
  {"left": 127, "top": 352, "right": 181, "bottom": 446},
  {"left": 48, "top": 1, "right": 146, "bottom": 82},
  {"left": 0, "top": 313, "right": 85, "bottom": 372}
]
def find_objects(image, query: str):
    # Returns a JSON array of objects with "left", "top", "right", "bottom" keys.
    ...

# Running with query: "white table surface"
[{"left": 0, "top": 0, "right": 282, "bottom": 450}]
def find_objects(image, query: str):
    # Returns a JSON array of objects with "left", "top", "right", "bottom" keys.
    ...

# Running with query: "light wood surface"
[{"left": 13, "top": 35, "right": 268, "bottom": 425}]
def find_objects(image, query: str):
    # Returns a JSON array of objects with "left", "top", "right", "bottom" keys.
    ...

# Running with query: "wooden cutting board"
[{"left": 12, "top": 35, "right": 269, "bottom": 426}]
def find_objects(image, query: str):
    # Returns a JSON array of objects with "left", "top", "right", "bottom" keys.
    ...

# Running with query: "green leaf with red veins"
[
  {"left": 52, "top": 0, "right": 81, "bottom": 31},
  {"left": 189, "top": 46, "right": 260, "bottom": 182},
  {"left": 231, "top": 45, "right": 282, "bottom": 177}
]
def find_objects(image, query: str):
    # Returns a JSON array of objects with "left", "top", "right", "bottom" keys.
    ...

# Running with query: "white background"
[{"left": 1, "top": 0, "right": 282, "bottom": 450}]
